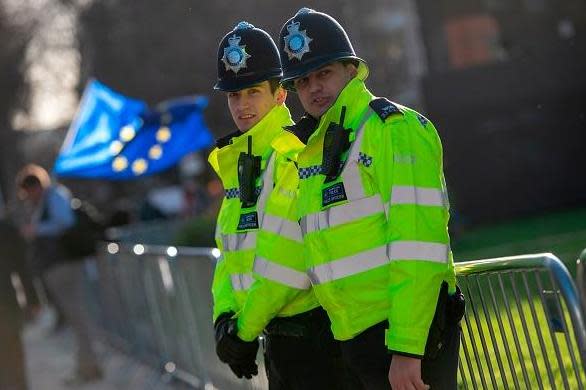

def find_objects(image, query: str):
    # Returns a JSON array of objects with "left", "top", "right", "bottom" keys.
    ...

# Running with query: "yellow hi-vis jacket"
[
  {"left": 273, "top": 77, "right": 456, "bottom": 357},
  {"left": 208, "top": 104, "right": 319, "bottom": 341}
]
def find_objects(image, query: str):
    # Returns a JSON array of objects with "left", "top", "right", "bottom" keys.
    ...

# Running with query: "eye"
[
  {"left": 319, "top": 69, "right": 331, "bottom": 77},
  {"left": 295, "top": 77, "right": 308, "bottom": 88},
  {"left": 228, "top": 92, "right": 238, "bottom": 98}
]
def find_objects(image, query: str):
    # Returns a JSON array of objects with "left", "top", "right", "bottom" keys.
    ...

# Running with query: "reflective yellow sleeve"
[
  {"left": 371, "top": 111, "right": 454, "bottom": 355},
  {"left": 211, "top": 209, "right": 237, "bottom": 322}
]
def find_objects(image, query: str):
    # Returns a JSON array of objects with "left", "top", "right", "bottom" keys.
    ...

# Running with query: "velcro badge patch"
[
  {"left": 237, "top": 211, "right": 259, "bottom": 230},
  {"left": 322, "top": 182, "right": 348, "bottom": 207}
]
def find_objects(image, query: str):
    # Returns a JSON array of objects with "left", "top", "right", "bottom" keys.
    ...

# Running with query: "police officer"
[
  {"left": 210, "top": 21, "right": 356, "bottom": 389},
  {"left": 272, "top": 9, "right": 465, "bottom": 390}
]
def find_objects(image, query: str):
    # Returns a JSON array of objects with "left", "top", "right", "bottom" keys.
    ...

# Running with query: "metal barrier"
[
  {"left": 91, "top": 246, "right": 586, "bottom": 389},
  {"left": 105, "top": 220, "right": 188, "bottom": 245},
  {"left": 577, "top": 249, "right": 586, "bottom": 316},
  {"left": 93, "top": 242, "right": 268, "bottom": 389},
  {"left": 457, "top": 253, "right": 586, "bottom": 389}
]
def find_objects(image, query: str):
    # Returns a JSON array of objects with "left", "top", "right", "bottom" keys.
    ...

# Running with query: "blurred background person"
[
  {"left": 16, "top": 164, "right": 66, "bottom": 330},
  {"left": 15, "top": 164, "right": 103, "bottom": 386}
]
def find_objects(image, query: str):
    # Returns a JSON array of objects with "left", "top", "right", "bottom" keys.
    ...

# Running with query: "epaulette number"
[{"left": 369, "top": 98, "right": 403, "bottom": 121}]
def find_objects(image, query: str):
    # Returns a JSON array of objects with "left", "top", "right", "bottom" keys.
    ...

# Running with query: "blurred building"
[{"left": 416, "top": 0, "right": 586, "bottom": 223}]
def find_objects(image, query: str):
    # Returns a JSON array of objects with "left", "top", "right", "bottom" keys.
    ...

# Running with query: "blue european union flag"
[{"left": 54, "top": 79, "right": 213, "bottom": 179}]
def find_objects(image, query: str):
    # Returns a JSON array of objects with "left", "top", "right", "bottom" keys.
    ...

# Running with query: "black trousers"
[
  {"left": 340, "top": 320, "right": 461, "bottom": 390},
  {"left": 264, "top": 307, "right": 363, "bottom": 390}
]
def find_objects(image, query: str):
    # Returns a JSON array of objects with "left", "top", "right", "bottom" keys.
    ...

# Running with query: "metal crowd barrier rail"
[
  {"left": 456, "top": 253, "right": 586, "bottom": 389},
  {"left": 91, "top": 245, "right": 586, "bottom": 389},
  {"left": 105, "top": 219, "right": 188, "bottom": 245},
  {"left": 92, "top": 242, "right": 268, "bottom": 390},
  {"left": 577, "top": 249, "right": 586, "bottom": 316}
]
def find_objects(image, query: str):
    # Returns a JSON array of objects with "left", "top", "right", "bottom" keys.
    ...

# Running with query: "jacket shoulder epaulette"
[
  {"left": 215, "top": 130, "right": 241, "bottom": 149},
  {"left": 369, "top": 97, "right": 404, "bottom": 121}
]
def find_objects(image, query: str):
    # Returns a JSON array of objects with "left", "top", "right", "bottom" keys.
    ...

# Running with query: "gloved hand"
[
  {"left": 228, "top": 360, "right": 259, "bottom": 379},
  {"left": 214, "top": 312, "right": 259, "bottom": 379},
  {"left": 214, "top": 311, "right": 235, "bottom": 346}
]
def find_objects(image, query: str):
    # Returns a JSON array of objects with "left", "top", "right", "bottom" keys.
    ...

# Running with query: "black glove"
[
  {"left": 214, "top": 311, "right": 235, "bottom": 346},
  {"left": 214, "top": 312, "right": 259, "bottom": 379},
  {"left": 228, "top": 360, "right": 259, "bottom": 379}
]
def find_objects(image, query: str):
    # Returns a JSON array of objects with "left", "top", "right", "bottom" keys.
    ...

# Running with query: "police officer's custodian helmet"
[
  {"left": 279, "top": 8, "right": 368, "bottom": 89},
  {"left": 215, "top": 21, "right": 282, "bottom": 92}
]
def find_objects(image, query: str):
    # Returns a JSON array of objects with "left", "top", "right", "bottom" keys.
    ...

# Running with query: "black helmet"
[
  {"left": 214, "top": 21, "right": 282, "bottom": 92},
  {"left": 279, "top": 8, "right": 368, "bottom": 89}
]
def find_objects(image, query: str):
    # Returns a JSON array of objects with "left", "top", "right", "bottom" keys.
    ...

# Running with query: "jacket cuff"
[
  {"left": 385, "top": 325, "right": 428, "bottom": 356},
  {"left": 236, "top": 317, "right": 262, "bottom": 342},
  {"left": 212, "top": 305, "right": 236, "bottom": 323},
  {"left": 388, "top": 349, "right": 424, "bottom": 359}
]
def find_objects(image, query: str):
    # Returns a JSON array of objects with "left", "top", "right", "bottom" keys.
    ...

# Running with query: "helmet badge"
[
  {"left": 222, "top": 34, "right": 251, "bottom": 74},
  {"left": 283, "top": 21, "right": 312, "bottom": 61}
]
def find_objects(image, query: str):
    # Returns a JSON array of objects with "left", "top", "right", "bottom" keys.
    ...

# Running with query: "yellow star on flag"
[
  {"left": 112, "top": 156, "right": 128, "bottom": 172},
  {"left": 119, "top": 125, "right": 136, "bottom": 142},
  {"left": 156, "top": 126, "right": 172, "bottom": 143},
  {"left": 149, "top": 144, "right": 163, "bottom": 160},
  {"left": 132, "top": 158, "right": 148, "bottom": 175}
]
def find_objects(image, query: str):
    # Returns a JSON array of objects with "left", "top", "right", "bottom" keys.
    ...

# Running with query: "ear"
[
  {"left": 347, "top": 63, "right": 358, "bottom": 78},
  {"left": 275, "top": 87, "right": 287, "bottom": 105}
]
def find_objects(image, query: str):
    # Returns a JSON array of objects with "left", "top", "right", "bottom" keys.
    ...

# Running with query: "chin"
[{"left": 311, "top": 108, "right": 327, "bottom": 118}]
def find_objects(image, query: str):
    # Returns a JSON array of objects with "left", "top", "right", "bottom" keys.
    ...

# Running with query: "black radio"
[
  {"left": 322, "top": 106, "right": 350, "bottom": 183},
  {"left": 237, "top": 136, "right": 262, "bottom": 207}
]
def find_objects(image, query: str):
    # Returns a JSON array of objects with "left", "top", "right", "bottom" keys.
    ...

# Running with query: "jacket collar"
[
  {"left": 308, "top": 77, "right": 373, "bottom": 145},
  {"left": 208, "top": 104, "right": 293, "bottom": 181}
]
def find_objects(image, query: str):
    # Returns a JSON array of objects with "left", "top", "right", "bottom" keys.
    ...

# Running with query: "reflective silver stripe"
[
  {"left": 301, "top": 195, "right": 385, "bottom": 235},
  {"left": 307, "top": 241, "right": 449, "bottom": 284},
  {"left": 440, "top": 175, "right": 450, "bottom": 209},
  {"left": 308, "top": 245, "right": 388, "bottom": 285},
  {"left": 388, "top": 241, "right": 449, "bottom": 263},
  {"left": 221, "top": 232, "right": 257, "bottom": 252},
  {"left": 231, "top": 273, "right": 254, "bottom": 291},
  {"left": 261, "top": 214, "right": 302, "bottom": 242},
  {"left": 390, "top": 186, "right": 445, "bottom": 207},
  {"left": 254, "top": 257, "right": 311, "bottom": 289},
  {"left": 341, "top": 111, "right": 374, "bottom": 200},
  {"left": 255, "top": 153, "right": 276, "bottom": 220}
]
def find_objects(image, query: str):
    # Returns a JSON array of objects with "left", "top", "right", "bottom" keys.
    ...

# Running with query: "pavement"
[{"left": 23, "top": 320, "right": 177, "bottom": 390}]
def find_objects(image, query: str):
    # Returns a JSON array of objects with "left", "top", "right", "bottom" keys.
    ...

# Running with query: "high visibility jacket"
[
  {"left": 208, "top": 104, "right": 318, "bottom": 341},
  {"left": 274, "top": 77, "right": 456, "bottom": 357}
]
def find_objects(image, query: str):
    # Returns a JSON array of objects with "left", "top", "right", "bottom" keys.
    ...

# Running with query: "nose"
[
  {"left": 307, "top": 75, "right": 322, "bottom": 95},
  {"left": 236, "top": 95, "right": 250, "bottom": 112}
]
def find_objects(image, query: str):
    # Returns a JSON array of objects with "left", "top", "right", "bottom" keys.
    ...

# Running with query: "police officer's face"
[
  {"left": 293, "top": 62, "right": 357, "bottom": 118},
  {"left": 227, "top": 81, "right": 286, "bottom": 132}
]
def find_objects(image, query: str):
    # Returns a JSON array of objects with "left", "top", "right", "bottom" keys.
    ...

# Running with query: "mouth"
[
  {"left": 238, "top": 114, "right": 255, "bottom": 120},
  {"left": 312, "top": 96, "right": 330, "bottom": 106}
]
